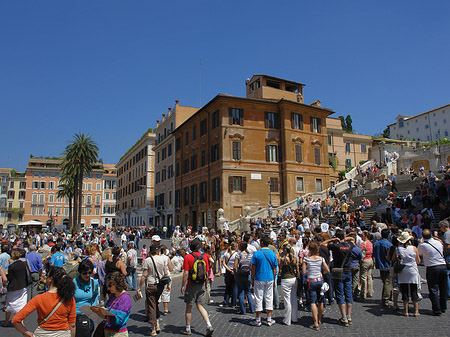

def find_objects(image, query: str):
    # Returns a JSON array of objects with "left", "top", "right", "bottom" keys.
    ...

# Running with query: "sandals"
[{"left": 310, "top": 325, "right": 320, "bottom": 331}]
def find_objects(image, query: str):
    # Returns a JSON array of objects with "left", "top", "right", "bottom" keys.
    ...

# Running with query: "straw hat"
[{"left": 397, "top": 231, "right": 413, "bottom": 244}]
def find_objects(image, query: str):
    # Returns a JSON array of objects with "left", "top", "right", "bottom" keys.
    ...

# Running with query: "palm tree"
[
  {"left": 57, "top": 178, "right": 74, "bottom": 230},
  {"left": 62, "top": 133, "right": 99, "bottom": 231}
]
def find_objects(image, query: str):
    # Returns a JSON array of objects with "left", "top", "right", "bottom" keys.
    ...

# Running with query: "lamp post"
[{"left": 268, "top": 179, "right": 272, "bottom": 219}]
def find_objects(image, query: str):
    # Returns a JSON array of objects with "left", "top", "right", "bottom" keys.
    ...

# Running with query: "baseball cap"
[{"left": 152, "top": 235, "right": 161, "bottom": 241}]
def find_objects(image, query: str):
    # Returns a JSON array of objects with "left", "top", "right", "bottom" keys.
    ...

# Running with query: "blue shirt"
[
  {"left": 74, "top": 277, "right": 99, "bottom": 314},
  {"left": 349, "top": 245, "right": 363, "bottom": 268},
  {"left": 373, "top": 238, "right": 393, "bottom": 270},
  {"left": 250, "top": 248, "right": 278, "bottom": 282},
  {"left": 26, "top": 251, "right": 43, "bottom": 273},
  {"left": 50, "top": 251, "right": 66, "bottom": 267}
]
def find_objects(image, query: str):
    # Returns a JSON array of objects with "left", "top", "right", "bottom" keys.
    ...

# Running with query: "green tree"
[
  {"left": 57, "top": 177, "right": 74, "bottom": 230},
  {"left": 382, "top": 127, "right": 390, "bottom": 138},
  {"left": 62, "top": 133, "right": 99, "bottom": 230},
  {"left": 339, "top": 115, "right": 353, "bottom": 133}
]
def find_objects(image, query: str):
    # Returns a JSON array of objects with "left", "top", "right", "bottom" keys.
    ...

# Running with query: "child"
[{"left": 142, "top": 244, "right": 147, "bottom": 261}]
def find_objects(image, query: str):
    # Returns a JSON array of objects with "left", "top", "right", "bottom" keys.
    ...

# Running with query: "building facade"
[
  {"left": 23, "top": 157, "right": 116, "bottom": 229},
  {"left": 116, "top": 130, "right": 156, "bottom": 227},
  {"left": 6, "top": 172, "right": 26, "bottom": 226},
  {"left": 0, "top": 168, "right": 12, "bottom": 229},
  {"left": 327, "top": 117, "right": 373, "bottom": 171},
  {"left": 388, "top": 104, "right": 450, "bottom": 142},
  {"left": 153, "top": 100, "right": 198, "bottom": 229},
  {"left": 172, "top": 75, "right": 334, "bottom": 229},
  {"left": 102, "top": 164, "right": 117, "bottom": 228}
]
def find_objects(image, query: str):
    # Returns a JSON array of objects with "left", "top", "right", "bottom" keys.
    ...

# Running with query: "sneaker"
[
  {"left": 338, "top": 318, "right": 349, "bottom": 327},
  {"left": 347, "top": 317, "right": 353, "bottom": 325},
  {"left": 181, "top": 330, "right": 192, "bottom": 335},
  {"left": 267, "top": 320, "right": 276, "bottom": 327},
  {"left": 206, "top": 327, "right": 214, "bottom": 336},
  {"left": 250, "top": 320, "right": 262, "bottom": 327}
]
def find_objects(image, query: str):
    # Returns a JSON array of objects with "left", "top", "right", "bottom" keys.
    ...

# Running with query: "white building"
[
  {"left": 153, "top": 100, "right": 198, "bottom": 230},
  {"left": 388, "top": 104, "right": 450, "bottom": 142},
  {"left": 116, "top": 130, "right": 157, "bottom": 227}
]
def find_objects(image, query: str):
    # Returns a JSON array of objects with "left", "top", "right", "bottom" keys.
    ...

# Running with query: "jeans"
[
  {"left": 308, "top": 279, "right": 325, "bottom": 304},
  {"left": 280, "top": 277, "right": 298, "bottom": 325},
  {"left": 126, "top": 266, "right": 137, "bottom": 290},
  {"left": 323, "top": 272, "right": 334, "bottom": 304},
  {"left": 273, "top": 266, "right": 280, "bottom": 308},
  {"left": 426, "top": 265, "right": 448, "bottom": 314},
  {"left": 333, "top": 272, "right": 353, "bottom": 305},
  {"left": 236, "top": 275, "right": 255, "bottom": 314}
]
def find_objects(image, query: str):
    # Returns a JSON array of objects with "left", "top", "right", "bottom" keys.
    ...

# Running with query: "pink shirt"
[{"left": 361, "top": 240, "right": 373, "bottom": 260}]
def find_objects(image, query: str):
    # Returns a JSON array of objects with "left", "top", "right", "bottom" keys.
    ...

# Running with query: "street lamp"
[{"left": 268, "top": 179, "right": 272, "bottom": 219}]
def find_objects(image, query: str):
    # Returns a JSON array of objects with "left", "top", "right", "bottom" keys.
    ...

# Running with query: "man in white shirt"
[
  {"left": 121, "top": 232, "right": 127, "bottom": 250},
  {"left": 302, "top": 216, "right": 311, "bottom": 230},
  {"left": 418, "top": 229, "right": 447, "bottom": 315}
]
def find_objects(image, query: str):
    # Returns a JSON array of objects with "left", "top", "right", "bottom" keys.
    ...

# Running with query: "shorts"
[
  {"left": 184, "top": 282, "right": 206, "bottom": 305},
  {"left": 308, "top": 280, "right": 325, "bottom": 304},
  {"left": 332, "top": 272, "right": 353, "bottom": 305},
  {"left": 254, "top": 280, "right": 274, "bottom": 312},
  {"left": 400, "top": 283, "right": 419, "bottom": 302}
]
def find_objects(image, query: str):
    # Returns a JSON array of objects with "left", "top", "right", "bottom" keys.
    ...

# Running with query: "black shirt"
[
  {"left": 7, "top": 259, "right": 28, "bottom": 292},
  {"left": 328, "top": 241, "right": 353, "bottom": 274}
]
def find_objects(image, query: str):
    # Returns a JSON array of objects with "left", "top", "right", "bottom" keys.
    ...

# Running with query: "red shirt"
[{"left": 182, "top": 251, "right": 210, "bottom": 287}]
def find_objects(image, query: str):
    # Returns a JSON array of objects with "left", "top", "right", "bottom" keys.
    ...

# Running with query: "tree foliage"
[
  {"left": 382, "top": 127, "right": 390, "bottom": 138},
  {"left": 339, "top": 115, "right": 353, "bottom": 133}
]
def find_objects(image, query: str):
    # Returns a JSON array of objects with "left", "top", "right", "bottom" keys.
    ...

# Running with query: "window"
[
  {"left": 310, "top": 117, "right": 322, "bottom": 133},
  {"left": 201, "top": 150, "right": 206, "bottom": 167},
  {"left": 175, "top": 138, "right": 181, "bottom": 152},
  {"left": 96, "top": 194, "right": 101, "bottom": 205},
  {"left": 229, "top": 108, "right": 243, "bottom": 126},
  {"left": 39, "top": 193, "right": 45, "bottom": 204},
  {"left": 20, "top": 182, "right": 26, "bottom": 189},
  {"left": 157, "top": 152, "right": 160, "bottom": 163},
  {"left": 345, "top": 142, "right": 351, "bottom": 153},
  {"left": 315, "top": 179, "right": 323, "bottom": 192},
  {"left": 183, "top": 159, "right": 189, "bottom": 174},
  {"left": 345, "top": 159, "right": 352, "bottom": 169},
  {"left": 265, "top": 112, "right": 280, "bottom": 129},
  {"left": 425, "top": 124, "right": 429, "bottom": 129},
  {"left": 191, "top": 184, "right": 197, "bottom": 204},
  {"left": 212, "top": 178, "right": 220, "bottom": 202},
  {"left": 162, "top": 147, "right": 166, "bottom": 160},
  {"left": 155, "top": 171, "right": 160, "bottom": 184},
  {"left": 291, "top": 113, "right": 303, "bottom": 130},
  {"left": 296, "top": 177, "right": 304, "bottom": 192},
  {"left": 191, "top": 154, "right": 197, "bottom": 171},
  {"left": 266, "top": 145, "right": 279, "bottom": 162},
  {"left": 168, "top": 190, "right": 172, "bottom": 205},
  {"left": 40, "top": 182, "right": 46, "bottom": 189},
  {"left": 200, "top": 118, "right": 208, "bottom": 135},
  {"left": 361, "top": 144, "right": 367, "bottom": 153},
  {"left": 161, "top": 168, "right": 166, "bottom": 181},
  {"left": 168, "top": 143, "right": 172, "bottom": 156},
  {"left": 210, "top": 144, "right": 219, "bottom": 162},
  {"left": 19, "top": 191, "right": 26, "bottom": 199},
  {"left": 327, "top": 134, "right": 332, "bottom": 145},
  {"left": 175, "top": 163, "right": 180, "bottom": 177},
  {"left": 87, "top": 183, "right": 92, "bottom": 191},
  {"left": 96, "top": 183, "right": 101, "bottom": 190},
  {"left": 200, "top": 182, "right": 207, "bottom": 203},
  {"left": 295, "top": 145, "right": 302, "bottom": 163},
  {"left": 48, "top": 193, "right": 54, "bottom": 203},
  {"left": 185, "top": 131, "right": 189, "bottom": 145},
  {"left": 7, "top": 191, "right": 15, "bottom": 199},
  {"left": 95, "top": 207, "right": 100, "bottom": 215},
  {"left": 86, "top": 207, "right": 92, "bottom": 216},
  {"left": 168, "top": 164, "right": 173, "bottom": 178},
  {"left": 212, "top": 110, "right": 219, "bottom": 129},
  {"left": 446, "top": 131, "right": 449, "bottom": 137},
  {"left": 266, "top": 79, "right": 280, "bottom": 89},
  {"left": 445, "top": 119, "right": 447, "bottom": 124},
  {"left": 32, "top": 181, "right": 38, "bottom": 189},
  {"left": 232, "top": 142, "right": 241, "bottom": 160},
  {"left": 269, "top": 177, "right": 279, "bottom": 193},
  {"left": 314, "top": 148, "right": 321, "bottom": 165},
  {"left": 175, "top": 190, "right": 180, "bottom": 208},
  {"left": 416, "top": 128, "right": 419, "bottom": 132},
  {"left": 229, "top": 176, "right": 246, "bottom": 193},
  {"left": 9, "top": 181, "right": 14, "bottom": 188},
  {"left": 192, "top": 125, "right": 197, "bottom": 141},
  {"left": 399, "top": 118, "right": 404, "bottom": 128},
  {"left": 183, "top": 187, "right": 189, "bottom": 206}
]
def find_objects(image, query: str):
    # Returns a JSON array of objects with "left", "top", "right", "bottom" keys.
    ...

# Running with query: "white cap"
[
  {"left": 320, "top": 223, "right": 329, "bottom": 233},
  {"left": 152, "top": 235, "right": 161, "bottom": 241}
]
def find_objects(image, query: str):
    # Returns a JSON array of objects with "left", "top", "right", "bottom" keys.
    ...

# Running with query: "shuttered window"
[
  {"left": 232, "top": 142, "right": 241, "bottom": 160},
  {"left": 229, "top": 108, "right": 244, "bottom": 126},
  {"left": 228, "top": 176, "right": 246, "bottom": 193},
  {"left": 310, "top": 117, "right": 322, "bottom": 133},
  {"left": 291, "top": 112, "right": 303, "bottom": 130},
  {"left": 295, "top": 145, "right": 302, "bottom": 163}
]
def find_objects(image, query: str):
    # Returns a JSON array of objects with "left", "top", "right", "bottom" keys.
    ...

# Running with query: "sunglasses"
[{"left": 81, "top": 271, "right": 93, "bottom": 276}]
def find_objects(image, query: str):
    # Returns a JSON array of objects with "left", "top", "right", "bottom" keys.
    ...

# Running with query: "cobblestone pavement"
[{"left": 3, "top": 238, "right": 450, "bottom": 336}]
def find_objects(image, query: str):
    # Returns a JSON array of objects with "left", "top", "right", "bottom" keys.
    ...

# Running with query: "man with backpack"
[{"left": 180, "top": 238, "right": 214, "bottom": 336}]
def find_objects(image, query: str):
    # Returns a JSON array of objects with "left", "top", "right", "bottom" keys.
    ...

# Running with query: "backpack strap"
[{"left": 38, "top": 299, "right": 64, "bottom": 326}]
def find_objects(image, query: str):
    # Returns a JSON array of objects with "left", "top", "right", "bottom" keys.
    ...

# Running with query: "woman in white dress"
[{"left": 394, "top": 231, "right": 421, "bottom": 317}]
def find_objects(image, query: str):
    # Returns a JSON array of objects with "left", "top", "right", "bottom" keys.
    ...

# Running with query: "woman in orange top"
[{"left": 12, "top": 266, "right": 76, "bottom": 337}]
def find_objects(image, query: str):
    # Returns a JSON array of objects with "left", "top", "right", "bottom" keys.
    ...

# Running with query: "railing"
[{"left": 229, "top": 159, "right": 376, "bottom": 230}]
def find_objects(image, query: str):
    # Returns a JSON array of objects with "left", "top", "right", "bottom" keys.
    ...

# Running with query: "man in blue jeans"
[{"left": 322, "top": 229, "right": 354, "bottom": 326}]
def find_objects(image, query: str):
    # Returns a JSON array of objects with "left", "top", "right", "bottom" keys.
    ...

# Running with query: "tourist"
[
  {"left": 373, "top": 229, "right": 393, "bottom": 306},
  {"left": 25, "top": 244, "right": 43, "bottom": 299},
  {"left": 360, "top": 231, "right": 374, "bottom": 300},
  {"left": 279, "top": 243, "right": 299, "bottom": 325},
  {"left": 12, "top": 266, "right": 76, "bottom": 337},
  {"left": 234, "top": 241, "right": 255, "bottom": 315}
]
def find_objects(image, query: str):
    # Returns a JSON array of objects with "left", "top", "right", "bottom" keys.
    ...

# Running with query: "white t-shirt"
[
  {"left": 223, "top": 251, "right": 237, "bottom": 269},
  {"left": 418, "top": 238, "right": 446, "bottom": 267}
]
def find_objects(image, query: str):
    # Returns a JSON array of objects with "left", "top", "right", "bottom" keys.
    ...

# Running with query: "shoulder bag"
[
  {"left": 392, "top": 247, "right": 406, "bottom": 273},
  {"left": 33, "top": 298, "right": 64, "bottom": 337},
  {"left": 331, "top": 243, "right": 353, "bottom": 280},
  {"left": 93, "top": 291, "right": 127, "bottom": 337},
  {"left": 150, "top": 255, "right": 171, "bottom": 286},
  {"left": 75, "top": 279, "right": 96, "bottom": 336}
]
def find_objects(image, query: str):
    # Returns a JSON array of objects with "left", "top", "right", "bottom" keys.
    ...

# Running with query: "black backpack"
[{"left": 237, "top": 253, "right": 251, "bottom": 277}]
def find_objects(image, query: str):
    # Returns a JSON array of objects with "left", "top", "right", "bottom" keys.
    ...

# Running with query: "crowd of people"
[{"left": 1, "top": 165, "right": 450, "bottom": 335}]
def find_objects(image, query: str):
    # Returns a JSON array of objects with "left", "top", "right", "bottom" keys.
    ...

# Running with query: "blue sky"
[{"left": 1, "top": 1, "right": 449, "bottom": 170}]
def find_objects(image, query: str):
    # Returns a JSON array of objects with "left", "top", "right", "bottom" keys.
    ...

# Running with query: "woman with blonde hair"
[{"left": 279, "top": 243, "right": 299, "bottom": 325}]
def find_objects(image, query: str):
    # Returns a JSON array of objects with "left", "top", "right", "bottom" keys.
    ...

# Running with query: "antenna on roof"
[{"left": 199, "top": 58, "right": 202, "bottom": 107}]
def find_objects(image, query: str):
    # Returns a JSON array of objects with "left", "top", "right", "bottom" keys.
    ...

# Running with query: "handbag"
[
  {"left": 150, "top": 255, "right": 171, "bottom": 286},
  {"left": 331, "top": 243, "right": 353, "bottom": 280},
  {"left": 93, "top": 291, "right": 126, "bottom": 337},
  {"left": 75, "top": 279, "right": 95, "bottom": 337},
  {"left": 392, "top": 248, "right": 405, "bottom": 273}
]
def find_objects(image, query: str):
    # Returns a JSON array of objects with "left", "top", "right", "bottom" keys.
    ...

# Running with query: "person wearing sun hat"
[{"left": 394, "top": 231, "right": 421, "bottom": 317}]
